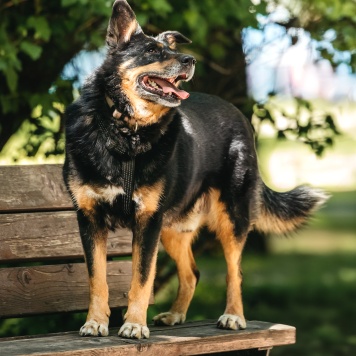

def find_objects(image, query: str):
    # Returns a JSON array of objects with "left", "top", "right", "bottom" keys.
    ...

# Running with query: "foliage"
[
  {"left": 3, "top": 251, "right": 355, "bottom": 355},
  {"left": 151, "top": 252, "right": 356, "bottom": 356},
  {"left": 0, "top": 0, "right": 113, "bottom": 157},
  {"left": 285, "top": 0, "right": 356, "bottom": 61},
  {"left": 0, "top": 0, "right": 264, "bottom": 161},
  {"left": 253, "top": 96, "right": 341, "bottom": 156},
  {"left": 245, "top": 0, "right": 356, "bottom": 155},
  {"left": 1, "top": 0, "right": 353, "bottom": 159}
]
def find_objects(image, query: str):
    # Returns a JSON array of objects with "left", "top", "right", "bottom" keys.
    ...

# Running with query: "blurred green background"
[{"left": 1, "top": 1, "right": 355, "bottom": 355}]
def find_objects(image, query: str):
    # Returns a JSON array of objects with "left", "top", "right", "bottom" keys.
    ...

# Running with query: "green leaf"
[
  {"left": 61, "top": 0, "right": 78, "bottom": 7},
  {"left": 27, "top": 16, "right": 51, "bottom": 41},
  {"left": 5, "top": 67, "right": 18, "bottom": 93},
  {"left": 1, "top": 96, "right": 13, "bottom": 114},
  {"left": 148, "top": 0, "right": 172, "bottom": 14},
  {"left": 20, "top": 41, "right": 42, "bottom": 60},
  {"left": 0, "top": 59, "right": 7, "bottom": 71}
]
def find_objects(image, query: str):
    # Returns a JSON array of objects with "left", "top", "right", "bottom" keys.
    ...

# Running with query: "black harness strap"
[
  {"left": 96, "top": 105, "right": 136, "bottom": 216},
  {"left": 121, "top": 159, "right": 135, "bottom": 215},
  {"left": 96, "top": 95, "right": 171, "bottom": 216}
]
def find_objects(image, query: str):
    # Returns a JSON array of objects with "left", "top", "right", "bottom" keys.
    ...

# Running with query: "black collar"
[
  {"left": 96, "top": 96, "right": 153, "bottom": 159},
  {"left": 96, "top": 95, "right": 174, "bottom": 216}
]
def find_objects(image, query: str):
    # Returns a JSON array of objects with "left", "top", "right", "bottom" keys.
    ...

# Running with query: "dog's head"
[{"left": 103, "top": 0, "right": 195, "bottom": 123}]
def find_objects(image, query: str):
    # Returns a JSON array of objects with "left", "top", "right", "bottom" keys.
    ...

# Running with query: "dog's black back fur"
[{"left": 64, "top": 89, "right": 259, "bottom": 232}]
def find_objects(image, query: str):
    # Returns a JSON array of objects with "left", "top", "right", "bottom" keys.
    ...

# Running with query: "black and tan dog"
[{"left": 63, "top": 0, "right": 327, "bottom": 339}]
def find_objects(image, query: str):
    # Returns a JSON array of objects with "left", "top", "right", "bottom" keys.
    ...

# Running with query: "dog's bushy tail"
[{"left": 255, "top": 183, "right": 329, "bottom": 234}]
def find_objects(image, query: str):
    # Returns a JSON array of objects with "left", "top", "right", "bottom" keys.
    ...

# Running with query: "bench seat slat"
[
  {"left": 0, "top": 320, "right": 296, "bottom": 355},
  {"left": 0, "top": 261, "right": 143, "bottom": 317},
  {"left": 0, "top": 164, "right": 72, "bottom": 212},
  {"left": 0, "top": 212, "right": 132, "bottom": 262}
]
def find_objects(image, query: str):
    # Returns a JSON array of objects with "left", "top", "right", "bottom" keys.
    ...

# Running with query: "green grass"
[
  {"left": 149, "top": 253, "right": 356, "bottom": 356},
  {"left": 149, "top": 190, "right": 356, "bottom": 356},
  {"left": 2, "top": 250, "right": 355, "bottom": 355}
]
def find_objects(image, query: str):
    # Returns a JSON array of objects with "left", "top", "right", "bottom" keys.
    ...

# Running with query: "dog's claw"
[
  {"left": 79, "top": 320, "right": 109, "bottom": 337},
  {"left": 118, "top": 322, "right": 150, "bottom": 339},
  {"left": 153, "top": 312, "right": 186, "bottom": 326},
  {"left": 217, "top": 314, "right": 246, "bottom": 330}
]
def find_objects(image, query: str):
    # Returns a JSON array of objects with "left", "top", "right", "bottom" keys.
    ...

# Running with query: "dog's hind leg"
[
  {"left": 153, "top": 228, "right": 199, "bottom": 325},
  {"left": 207, "top": 189, "right": 247, "bottom": 330},
  {"left": 217, "top": 232, "right": 247, "bottom": 330}
]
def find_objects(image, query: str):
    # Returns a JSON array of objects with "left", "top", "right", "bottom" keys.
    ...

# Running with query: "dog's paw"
[
  {"left": 118, "top": 322, "right": 150, "bottom": 339},
  {"left": 217, "top": 314, "right": 246, "bottom": 330},
  {"left": 153, "top": 312, "right": 186, "bottom": 326},
  {"left": 79, "top": 320, "right": 109, "bottom": 336}
]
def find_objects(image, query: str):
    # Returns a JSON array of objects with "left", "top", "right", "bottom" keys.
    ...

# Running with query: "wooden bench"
[{"left": 0, "top": 164, "right": 296, "bottom": 355}]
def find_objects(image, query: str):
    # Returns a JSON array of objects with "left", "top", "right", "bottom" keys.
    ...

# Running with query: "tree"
[
  {"left": 249, "top": 0, "right": 355, "bottom": 155},
  {"left": 0, "top": 0, "right": 265, "bottom": 159},
  {"left": 0, "top": 0, "right": 351, "bottom": 261}
]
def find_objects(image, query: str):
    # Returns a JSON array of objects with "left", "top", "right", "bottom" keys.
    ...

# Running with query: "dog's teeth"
[{"left": 148, "top": 79, "right": 159, "bottom": 89}]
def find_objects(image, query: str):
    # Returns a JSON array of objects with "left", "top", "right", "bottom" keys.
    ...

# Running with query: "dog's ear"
[
  {"left": 156, "top": 31, "right": 192, "bottom": 49},
  {"left": 106, "top": 0, "right": 142, "bottom": 47}
]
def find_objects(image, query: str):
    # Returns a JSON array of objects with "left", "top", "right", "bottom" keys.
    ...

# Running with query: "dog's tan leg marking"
[
  {"left": 70, "top": 183, "right": 111, "bottom": 336},
  {"left": 153, "top": 228, "right": 198, "bottom": 325},
  {"left": 207, "top": 189, "right": 247, "bottom": 330},
  {"left": 134, "top": 180, "right": 164, "bottom": 225},
  {"left": 80, "top": 233, "right": 111, "bottom": 336},
  {"left": 119, "top": 181, "right": 164, "bottom": 339},
  {"left": 72, "top": 183, "right": 97, "bottom": 217},
  {"left": 118, "top": 241, "right": 158, "bottom": 339}
]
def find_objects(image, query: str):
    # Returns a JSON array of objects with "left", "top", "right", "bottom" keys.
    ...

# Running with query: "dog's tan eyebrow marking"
[
  {"left": 118, "top": 58, "right": 136, "bottom": 71},
  {"left": 118, "top": 58, "right": 177, "bottom": 80}
]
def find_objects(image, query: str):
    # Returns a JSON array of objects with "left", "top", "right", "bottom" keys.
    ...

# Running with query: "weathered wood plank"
[
  {"left": 0, "top": 261, "right": 149, "bottom": 317},
  {"left": 0, "top": 164, "right": 72, "bottom": 212},
  {"left": 0, "top": 211, "right": 132, "bottom": 262},
  {"left": 0, "top": 321, "right": 296, "bottom": 355}
]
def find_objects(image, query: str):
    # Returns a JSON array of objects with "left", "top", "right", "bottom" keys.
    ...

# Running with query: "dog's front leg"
[
  {"left": 118, "top": 215, "right": 162, "bottom": 339},
  {"left": 76, "top": 210, "right": 110, "bottom": 337}
]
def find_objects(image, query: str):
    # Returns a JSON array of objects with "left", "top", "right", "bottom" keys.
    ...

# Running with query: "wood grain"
[
  {"left": 0, "top": 211, "right": 132, "bottom": 262},
  {"left": 0, "top": 164, "right": 72, "bottom": 212},
  {"left": 0, "top": 261, "right": 148, "bottom": 317},
  {"left": 0, "top": 320, "right": 296, "bottom": 355}
]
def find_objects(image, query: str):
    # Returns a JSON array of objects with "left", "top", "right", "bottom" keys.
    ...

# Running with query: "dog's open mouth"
[{"left": 140, "top": 74, "right": 190, "bottom": 100}]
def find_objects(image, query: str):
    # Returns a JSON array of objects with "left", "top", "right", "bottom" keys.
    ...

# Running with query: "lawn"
[
  {"left": 149, "top": 193, "right": 356, "bottom": 356},
  {"left": 149, "top": 252, "right": 356, "bottom": 356},
  {"left": 1, "top": 245, "right": 355, "bottom": 355}
]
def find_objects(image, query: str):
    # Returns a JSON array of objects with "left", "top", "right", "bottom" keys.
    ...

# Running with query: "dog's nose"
[{"left": 180, "top": 55, "right": 196, "bottom": 66}]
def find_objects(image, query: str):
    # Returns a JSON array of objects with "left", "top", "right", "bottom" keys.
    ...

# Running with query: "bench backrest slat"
[
  {"left": 0, "top": 261, "right": 141, "bottom": 317},
  {"left": 0, "top": 165, "right": 72, "bottom": 212},
  {"left": 0, "top": 212, "right": 132, "bottom": 262},
  {"left": 0, "top": 164, "right": 139, "bottom": 319}
]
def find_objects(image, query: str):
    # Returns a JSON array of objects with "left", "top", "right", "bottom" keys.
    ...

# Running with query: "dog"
[{"left": 63, "top": 0, "right": 327, "bottom": 339}]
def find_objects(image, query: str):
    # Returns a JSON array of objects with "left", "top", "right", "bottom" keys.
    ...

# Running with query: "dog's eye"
[{"left": 146, "top": 46, "right": 159, "bottom": 54}]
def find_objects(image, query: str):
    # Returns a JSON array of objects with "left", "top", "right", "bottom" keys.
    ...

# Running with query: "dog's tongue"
[{"left": 153, "top": 78, "right": 190, "bottom": 100}]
